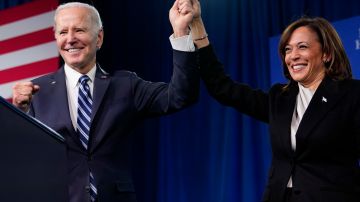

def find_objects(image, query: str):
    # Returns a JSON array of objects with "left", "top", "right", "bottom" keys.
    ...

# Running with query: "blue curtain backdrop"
[
  {"left": 0, "top": 0, "right": 30, "bottom": 7},
  {"left": 3, "top": 0, "right": 360, "bottom": 202}
]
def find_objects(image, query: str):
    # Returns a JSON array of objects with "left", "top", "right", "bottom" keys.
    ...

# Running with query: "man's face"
[{"left": 54, "top": 7, "right": 103, "bottom": 73}]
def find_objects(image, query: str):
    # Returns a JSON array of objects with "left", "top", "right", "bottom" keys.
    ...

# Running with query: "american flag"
[{"left": 0, "top": 0, "right": 59, "bottom": 101}]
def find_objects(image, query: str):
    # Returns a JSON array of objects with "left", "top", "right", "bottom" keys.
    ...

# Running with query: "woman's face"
[{"left": 284, "top": 26, "right": 327, "bottom": 88}]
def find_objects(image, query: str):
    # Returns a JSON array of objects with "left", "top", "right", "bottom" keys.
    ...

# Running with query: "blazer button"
[{"left": 85, "top": 185, "right": 90, "bottom": 193}]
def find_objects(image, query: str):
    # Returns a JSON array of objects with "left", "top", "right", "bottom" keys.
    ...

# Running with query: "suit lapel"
[
  {"left": 50, "top": 68, "right": 75, "bottom": 134},
  {"left": 277, "top": 84, "right": 298, "bottom": 155},
  {"left": 89, "top": 67, "right": 110, "bottom": 151},
  {"left": 295, "top": 77, "right": 348, "bottom": 154},
  {"left": 91, "top": 67, "right": 110, "bottom": 122},
  {"left": 48, "top": 68, "right": 85, "bottom": 151}
]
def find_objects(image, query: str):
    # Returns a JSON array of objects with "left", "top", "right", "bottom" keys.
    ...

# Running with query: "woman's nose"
[{"left": 289, "top": 49, "right": 300, "bottom": 60}]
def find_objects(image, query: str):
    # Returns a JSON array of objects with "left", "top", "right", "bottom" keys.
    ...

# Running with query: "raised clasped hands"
[
  {"left": 169, "top": 0, "right": 195, "bottom": 37},
  {"left": 192, "top": 0, "right": 200, "bottom": 20}
]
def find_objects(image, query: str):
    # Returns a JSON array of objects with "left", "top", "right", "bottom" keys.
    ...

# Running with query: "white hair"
[{"left": 54, "top": 2, "right": 103, "bottom": 32}]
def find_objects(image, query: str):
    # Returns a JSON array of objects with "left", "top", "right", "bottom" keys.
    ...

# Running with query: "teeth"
[
  {"left": 68, "top": 48, "right": 80, "bottom": 53},
  {"left": 293, "top": 65, "right": 305, "bottom": 70}
]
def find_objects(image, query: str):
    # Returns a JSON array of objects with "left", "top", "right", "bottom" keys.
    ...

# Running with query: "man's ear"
[{"left": 96, "top": 29, "right": 104, "bottom": 49}]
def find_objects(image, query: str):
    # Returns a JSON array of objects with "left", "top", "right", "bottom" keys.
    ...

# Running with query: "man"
[{"left": 12, "top": 1, "right": 198, "bottom": 202}]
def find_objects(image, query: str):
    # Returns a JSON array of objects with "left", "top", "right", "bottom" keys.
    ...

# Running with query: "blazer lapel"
[
  {"left": 91, "top": 67, "right": 110, "bottom": 122},
  {"left": 89, "top": 67, "right": 110, "bottom": 151},
  {"left": 277, "top": 84, "right": 299, "bottom": 155},
  {"left": 295, "top": 77, "right": 348, "bottom": 154},
  {"left": 50, "top": 68, "right": 75, "bottom": 134},
  {"left": 47, "top": 68, "right": 85, "bottom": 151}
]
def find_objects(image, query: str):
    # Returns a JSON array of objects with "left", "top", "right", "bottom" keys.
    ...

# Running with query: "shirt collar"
[{"left": 64, "top": 63, "right": 97, "bottom": 89}]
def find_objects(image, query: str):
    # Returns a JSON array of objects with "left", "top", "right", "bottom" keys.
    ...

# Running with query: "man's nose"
[{"left": 66, "top": 31, "right": 77, "bottom": 43}]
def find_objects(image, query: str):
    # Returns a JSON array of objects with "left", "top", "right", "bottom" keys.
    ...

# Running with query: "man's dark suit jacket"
[
  {"left": 199, "top": 45, "right": 360, "bottom": 202},
  {"left": 28, "top": 50, "right": 199, "bottom": 202}
]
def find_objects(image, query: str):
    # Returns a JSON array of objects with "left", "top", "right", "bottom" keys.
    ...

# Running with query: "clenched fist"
[{"left": 12, "top": 81, "right": 40, "bottom": 112}]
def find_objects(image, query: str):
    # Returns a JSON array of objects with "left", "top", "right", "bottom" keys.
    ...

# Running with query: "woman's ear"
[{"left": 322, "top": 53, "right": 331, "bottom": 63}]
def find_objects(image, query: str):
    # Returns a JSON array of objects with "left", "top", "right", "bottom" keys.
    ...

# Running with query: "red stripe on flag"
[
  {"left": 0, "top": 0, "right": 58, "bottom": 25},
  {"left": 0, "top": 28, "right": 55, "bottom": 55},
  {"left": 0, "top": 57, "right": 59, "bottom": 85}
]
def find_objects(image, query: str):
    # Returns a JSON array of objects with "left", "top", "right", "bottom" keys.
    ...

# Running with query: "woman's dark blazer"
[{"left": 199, "top": 45, "right": 360, "bottom": 202}]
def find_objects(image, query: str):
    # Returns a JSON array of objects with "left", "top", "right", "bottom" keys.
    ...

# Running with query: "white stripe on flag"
[
  {"left": 0, "top": 75, "right": 48, "bottom": 98},
  {"left": 0, "top": 41, "right": 58, "bottom": 71},
  {"left": 0, "top": 11, "right": 55, "bottom": 41}
]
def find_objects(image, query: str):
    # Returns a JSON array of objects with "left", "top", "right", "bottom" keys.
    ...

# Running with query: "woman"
[{"left": 190, "top": 1, "right": 360, "bottom": 201}]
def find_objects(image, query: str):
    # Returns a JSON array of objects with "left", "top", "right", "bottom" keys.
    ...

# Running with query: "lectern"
[{"left": 0, "top": 97, "right": 68, "bottom": 202}]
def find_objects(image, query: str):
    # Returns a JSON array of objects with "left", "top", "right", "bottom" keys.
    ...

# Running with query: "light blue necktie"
[{"left": 77, "top": 75, "right": 97, "bottom": 201}]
